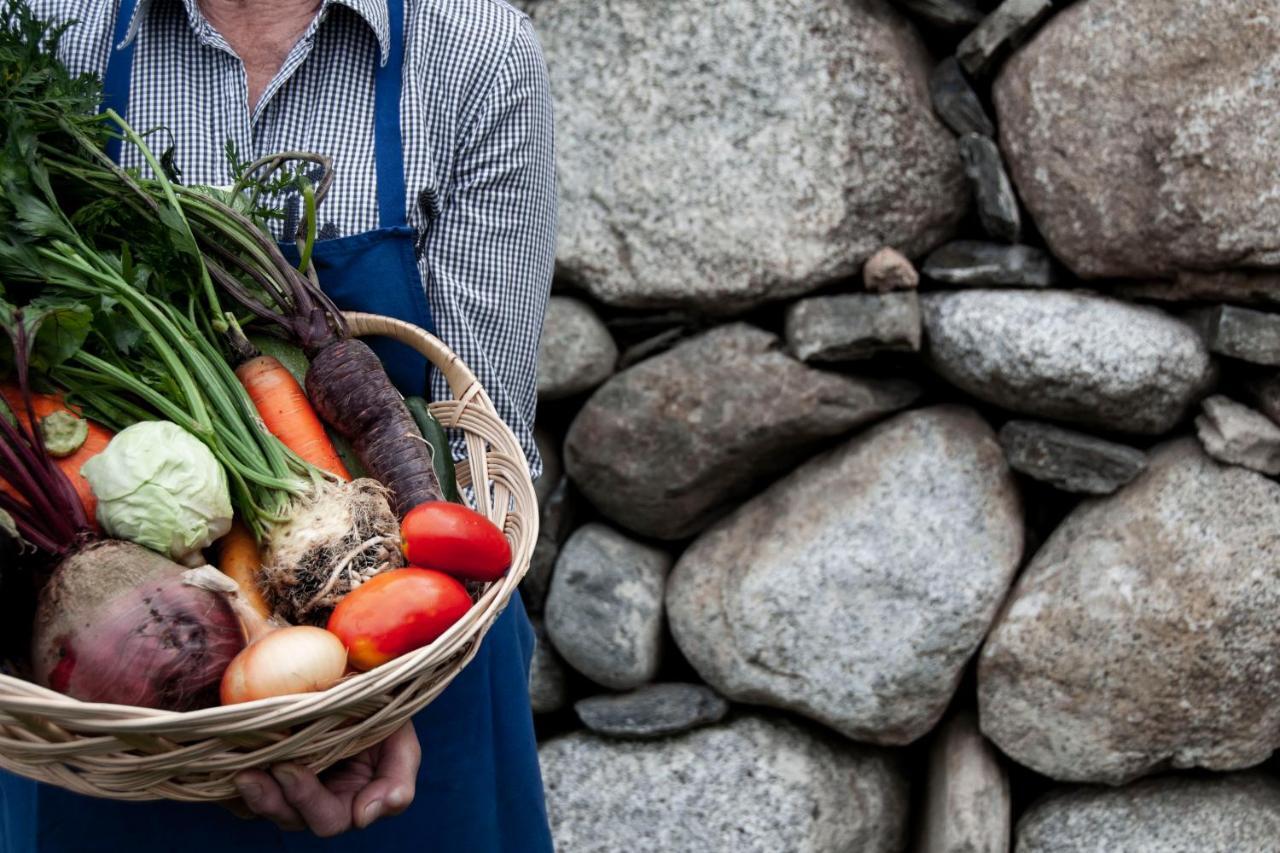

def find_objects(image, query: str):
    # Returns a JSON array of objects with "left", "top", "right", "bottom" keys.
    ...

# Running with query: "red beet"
[{"left": 32, "top": 541, "right": 245, "bottom": 711}]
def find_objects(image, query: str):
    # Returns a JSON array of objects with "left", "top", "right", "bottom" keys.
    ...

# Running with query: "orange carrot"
[
  {"left": 0, "top": 385, "right": 112, "bottom": 527},
  {"left": 218, "top": 521, "right": 273, "bottom": 622},
  {"left": 235, "top": 356, "right": 351, "bottom": 480}
]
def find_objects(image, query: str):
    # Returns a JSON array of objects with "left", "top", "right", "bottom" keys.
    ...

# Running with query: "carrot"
[
  {"left": 217, "top": 521, "right": 273, "bottom": 622},
  {"left": 0, "top": 385, "right": 111, "bottom": 527},
  {"left": 305, "top": 339, "right": 442, "bottom": 516},
  {"left": 235, "top": 356, "right": 351, "bottom": 480}
]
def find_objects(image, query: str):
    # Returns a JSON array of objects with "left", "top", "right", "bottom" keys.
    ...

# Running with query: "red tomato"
[
  {"left": 400, "top": 501, "right": 512, "bottom": 582},
  {"left": 326, "top": 568, "right": 473, "bottom": 671}
]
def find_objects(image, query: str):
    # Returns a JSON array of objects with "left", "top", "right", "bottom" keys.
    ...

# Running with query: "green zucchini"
[{"left": 405, "top": 396, "right": 461, "bottom": 503}]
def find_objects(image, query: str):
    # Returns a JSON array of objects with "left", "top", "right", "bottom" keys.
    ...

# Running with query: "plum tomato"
[
  {"left": 400, "top": 501, "right": 512, "bottom": 582},
  {"left": 326, "top": 568, "right": 473, "bottom": 671}
]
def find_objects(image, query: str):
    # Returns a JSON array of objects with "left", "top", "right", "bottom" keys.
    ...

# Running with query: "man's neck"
[{"left": 198, "top": 0, "right": 324, "bottom": 110}]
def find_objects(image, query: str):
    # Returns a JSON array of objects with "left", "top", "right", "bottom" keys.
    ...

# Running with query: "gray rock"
[
  {"left": 1196, "top": 396, "right": 1280, "bottom": 477},
  {"left": 1017, "top": 775, "right": 1280, "bottom": 853},
  {"left": 890, "top": 0, "right": 984, "bottom": 29},
  {"left": 785, "top": 293, "right": 922, "bottom": 363},
  {"left": 544, "top": 523, "right": 671, "bottom": 690},
  {"left": 530, "top": 618, "right": 569, "bottom": 715},
  {"left": 921, "top": 712, "right": 1011, "bottom": 853},
  {"left": 959, "top": 135, "right": 1021, "bottom": 243},
  {"left": 541, "top": 715, "right": 908, "bottom": 853},
  {"left": 957, "top": 0, "right": 1053, "bottom": 77},
  {"left": 999, "top": 420, "right": 1147, "bottom": 495},
  {"left": 574, "top": 683, "right": 729, "bottom": 739},
  {"left": 537, "top": 297, "right": 618, "bottom": 400},
  {"left": 668, "top": 407, "right": 1023, "bottom": 744},
  {"left": 565, "top": 324, "right": 919, "bottom": 540},
  {"left": 1193, "top": 304, "right": 1280, "bottom": 367},
  {"left": 1116, "top": 271, "right": 1280, "bottom": 308},
  {"left": 530, "top": 0, "right": 966, "bottom": 311},
  {"left": 979, "top": 440, "right": 1280, "bottom": 784},
  {"left": 863, "top": 247, "right": 919, "bottom": 293},
  {"left": 922, "top": 241, "right": 1053, "bottom": 287},
  {"left": 522, "top": 475, "right": 576, "bottom": 613},
  {"left": 995, "top": 0, "right": 1280, "bottom": 280},
  {"left": 930, "top": 57, "right": 995, "bottom": 138},
  {"left": 922, "top": 290, "right": 1214, "bottom": 434}
]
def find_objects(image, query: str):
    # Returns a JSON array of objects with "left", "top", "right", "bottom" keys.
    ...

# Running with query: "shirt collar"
[{"left": 119, "top": 0, "right": 393, "bottom": 66}]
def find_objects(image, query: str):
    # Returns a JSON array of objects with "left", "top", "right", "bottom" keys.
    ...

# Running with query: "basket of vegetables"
[{"left": 0, "top": 7, "right": 535, "bottom": 801}]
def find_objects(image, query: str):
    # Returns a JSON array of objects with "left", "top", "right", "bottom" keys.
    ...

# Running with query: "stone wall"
[{"left": 517, "top": 0, "right": 1280, "bottom": 849}]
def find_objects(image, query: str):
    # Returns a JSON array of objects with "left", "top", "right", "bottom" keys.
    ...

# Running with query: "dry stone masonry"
[{"left": 516, "top": 0, "right": 1280, "bottom": 847}]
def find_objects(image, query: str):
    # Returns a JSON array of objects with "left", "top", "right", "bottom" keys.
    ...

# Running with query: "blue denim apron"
[{"left": 0, "top": 1, "right": 552, "bottom": 850}]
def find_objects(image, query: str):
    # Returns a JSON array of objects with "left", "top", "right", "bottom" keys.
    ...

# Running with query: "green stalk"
[{"left": 103, "top": 108, "right": 227, "bottom": 332}]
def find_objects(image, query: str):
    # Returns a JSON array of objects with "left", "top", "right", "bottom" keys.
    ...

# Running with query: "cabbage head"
[{"left": 81, "top": 421, "right": 233, "bottom": 564}]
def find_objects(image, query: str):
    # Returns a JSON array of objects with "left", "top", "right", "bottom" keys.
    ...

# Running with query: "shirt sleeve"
[{"left": 421, "top": 18, "right": 557, "bottom": 482}]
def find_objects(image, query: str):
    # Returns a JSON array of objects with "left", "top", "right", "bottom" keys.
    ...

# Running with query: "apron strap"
[
  {"left": 101, "top": 0, "right": 140, "bottom": 164},
  {"left": 374, "top": 0, "right": 409, "bottom": 228}
]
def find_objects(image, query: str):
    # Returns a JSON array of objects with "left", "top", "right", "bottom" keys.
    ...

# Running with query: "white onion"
[{"left": 220, "top": 626, "right": 347, "bottom": 705}]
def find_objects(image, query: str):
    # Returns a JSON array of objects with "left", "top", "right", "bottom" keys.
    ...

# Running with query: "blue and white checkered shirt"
[{"left": 30, "top": 0, "right": 556, "bottom": 478}]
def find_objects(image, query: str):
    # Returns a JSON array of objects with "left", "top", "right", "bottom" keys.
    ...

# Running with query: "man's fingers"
[
  {"left": 271, "top": 764, "right": 351, "bottom": 838},
  {"left": 218, "top": 796, "right": 256, "bottom": 821},
  {"left": 235, "top": 770, "right": 305, "bottom": 831},
  {"left": 352, "top": 722, "right": 421, "bottom": 829}
]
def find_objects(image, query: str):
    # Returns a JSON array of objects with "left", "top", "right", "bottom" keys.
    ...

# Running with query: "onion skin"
[
  {"left": 33, "top": 541, "right": 245, "bottom": 711},
  {"left": 220, "top": 626, "right": 348, "bottom": 705}
]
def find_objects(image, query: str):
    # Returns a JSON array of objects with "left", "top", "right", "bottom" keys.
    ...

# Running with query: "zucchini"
[{"left": 405, "top": 396, "right": 461, "bottom": 503}]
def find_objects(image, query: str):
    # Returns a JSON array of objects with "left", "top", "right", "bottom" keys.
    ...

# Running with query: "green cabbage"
[{"left": 81, "top": 421, "right": 233, "bottom": 564}]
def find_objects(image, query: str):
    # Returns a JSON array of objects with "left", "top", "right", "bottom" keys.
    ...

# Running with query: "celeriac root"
[{"left": 259, "top": 478, "right": 403, "bottom": 625}]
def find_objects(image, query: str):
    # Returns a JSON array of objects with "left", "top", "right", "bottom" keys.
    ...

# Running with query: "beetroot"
[{"left": 32, "top": 541, "right": 244, "bottom": 710}]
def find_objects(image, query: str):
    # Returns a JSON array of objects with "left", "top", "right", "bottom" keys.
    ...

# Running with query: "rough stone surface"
[
  {"left": 530, "top": 618, "right": 570, "bottom": 715},
  {"left": 891, "top": 0, "right": 983, "bottom": 29},
  {"left": 979, "top": 440, "right": 1280, "bottom": 784},
  {"left": 930, "top": 57, "right": 994, "bottom": 138},
  {"left": 994, "top": 0, "right": 1280, "bottom": 280},
  {"left": 957, "top": 0, "right": 1053, "bottom": 77},
  {"left": 999, "top": 420, "right": 1147, "bottom": 495},
  {"left": 537, "top": 297, "right": 618, "bottom": 401},
  {"left": 922, "top": 242, "right": 1053, "bottom": 288},
  {"left": 565, "top": 324, "right": 919, "bottom": 540},
  {"left": 574, "top": 683, "right": 729, "bottom": 739},
  {"left": 545, "top": 524, "right": 671, "bottom": 690},
  {"left": 668, "top": 407, "right": 1023, "bottom": 744},
  {"left": 1117, "top": 271, "right": 1280, "bottom": 308},
  {"left": 785, "top": 293, "right": 922, "bottom": 362},
  {"left": 1193, "top": 305, "right": 1280, "bottom": 367},
  {"left": 921, "top": 712, "right": 1011, "bottom": 853},
  {"left": 863, "top": 247, "right": 919, "bottom": 292},
  {"left": 1195, "top": 396, "right": 1280, "bottom": 476},
  {"left": 541, "top": 715, "right": 908, "bottom": 853},
  {"left": 530, "top": 0, "right": 966, "bottom": 311},
  {"left": 1017, "top": 775, "right": 1280, "bottom": 853},
  {"left": 958, "top": 135, "right": 1021, "bottom": 243},
  {"left": 922, "top": 290, "right": 1214, "bottom": 434}
]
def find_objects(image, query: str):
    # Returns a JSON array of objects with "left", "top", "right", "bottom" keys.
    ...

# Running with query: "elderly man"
[{"left": 0, "top": 0, "right": 556, "bottom": 850}]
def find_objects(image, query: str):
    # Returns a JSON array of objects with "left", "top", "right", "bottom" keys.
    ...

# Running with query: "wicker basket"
[{"left": 0, "top": 312, "right": 538, "bottom": 802}]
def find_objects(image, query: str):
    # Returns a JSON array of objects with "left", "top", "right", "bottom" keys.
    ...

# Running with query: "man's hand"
[{"left": 231, "top": 720, "right": 421, "bottom": 837}]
